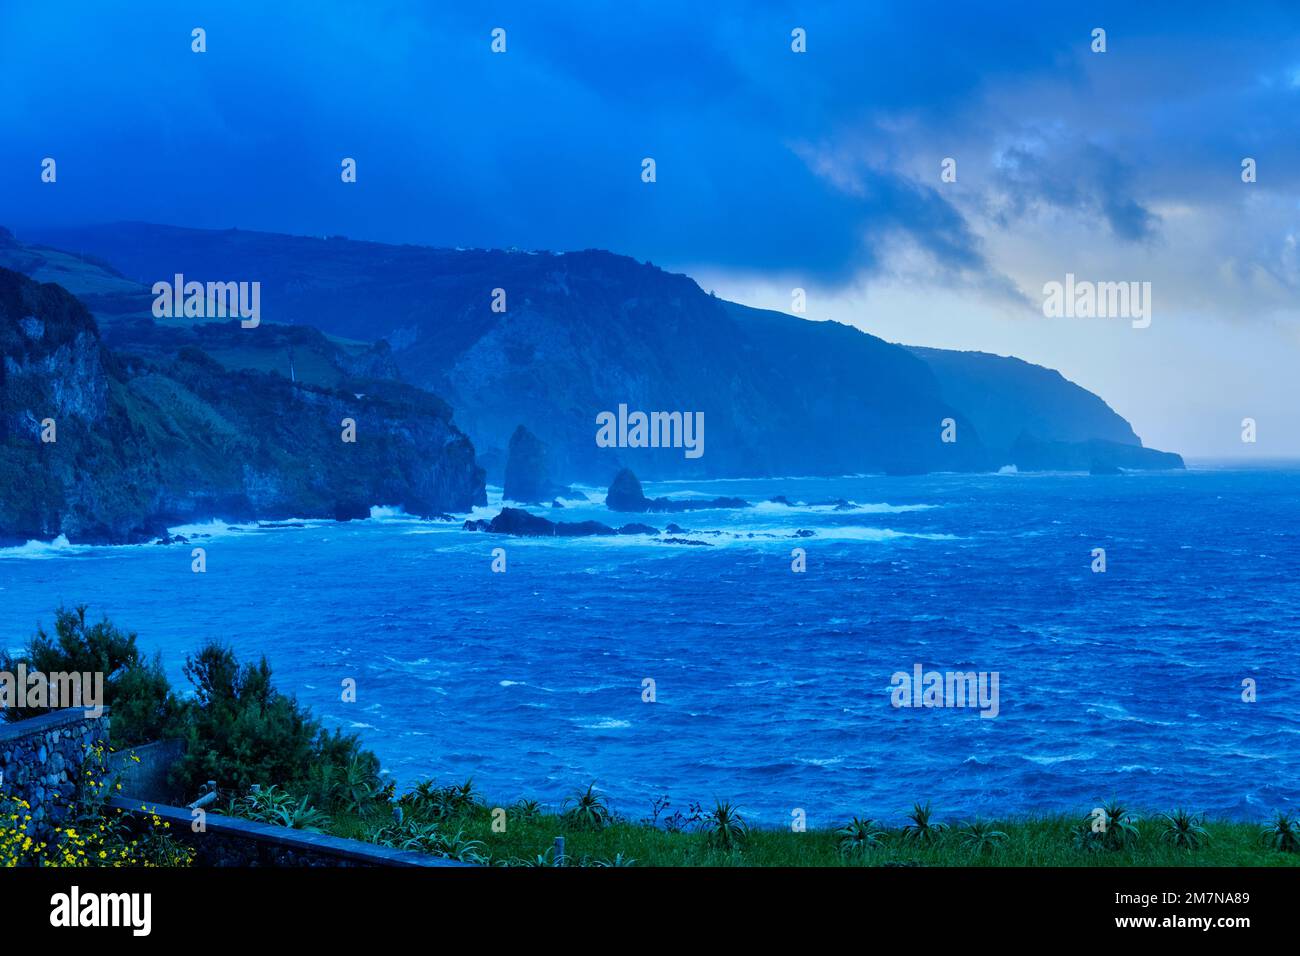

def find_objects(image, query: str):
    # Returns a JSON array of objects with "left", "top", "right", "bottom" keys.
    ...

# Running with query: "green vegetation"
[
  {"left": 1, "top": 265, "right": 484, "bottom": 545},
  {"left": 0, "top": 606, "right": 182, "bottom": 746},
  {"left": 902, "top": 800, "right": 949, "bottom": 846},
  {"left": 6, "top": 608, "right": 1299, "bottom": 867},
  {"left": 3, "top": 606, "right": 382, "bottom": 812},
  {"left": 1159, "top": 809, "right": 1210, "bottom": 850},
  {"left": 316, "top": 789, "right": 1300, "bottom": 867},
  {"left": 172, "top": 640, "right": 380, "bottom": 805},
  {"left": 2, "top": 742, "right": 192, "bottom": 867}
]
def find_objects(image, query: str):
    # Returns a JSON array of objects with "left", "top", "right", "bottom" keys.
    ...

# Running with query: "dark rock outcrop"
[
  {"left": 462, "top": 506, "right": 656, "bottom": 538},
  {"left": 503, "top": 425, "right": 568, "bottom": 503},
  {"left": 616, "top": 522, "right": 658, "bottom": 535},
  {"left": 606, "top": 468, "right": 650, "bottom": 512},
  {"left": 605, "top": 468, "right": 747, "bottom": 513}
]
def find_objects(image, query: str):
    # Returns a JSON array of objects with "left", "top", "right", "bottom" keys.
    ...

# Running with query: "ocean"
[{"left": 2, "top": 465, "right": 1297, "bottom": 827}]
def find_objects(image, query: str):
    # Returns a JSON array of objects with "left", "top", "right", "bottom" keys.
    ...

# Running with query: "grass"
[{"left": 317, "top": 794, "right": 1300, "bottom": 867}]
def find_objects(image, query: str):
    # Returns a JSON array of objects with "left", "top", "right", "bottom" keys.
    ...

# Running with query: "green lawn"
[{"left": 319, "top": 803, "right": 1300, "bottom": 867}]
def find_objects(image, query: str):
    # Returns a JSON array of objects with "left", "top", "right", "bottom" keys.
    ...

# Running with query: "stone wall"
[
  {"left": 3, "top": 708, "right": 471, "bottom": 867},
  {"left": 108, "top": 737, "right": 186, "bottom": 802},
  {"left": 0, "top": 707, "right": 110, "bottom": 843},
  {"left": 105, "top": 796, "right": 468, "bottom": 867}
]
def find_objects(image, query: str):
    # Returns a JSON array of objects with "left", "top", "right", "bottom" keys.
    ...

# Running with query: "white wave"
[
  {"left": 165, "top": 517, "right": 332, "bottom": 539},
  {"left": 369, "top": 505, "right": 420, "bottom": 522},
  {"left": 452, "top": 521, "right": 958, "bottom": 549},
  {"left": 499, "top": 680, "right": 555, "bottom": 692},
  {"left": 464, "top": 502, "right": 505, "bottom": 522},
  {"left": 0, "top": 534, "right": 85, "bottom": 559},
  {"left": 650, "top": 473, "right": 882, "bottom": 485},
  {"left": 383, "top": 655, "right": 431, "bottom": 667},
  {"left": 748, "top": 500, "right": 937, "bottom": 515},
  {"left": 576, "top": 717, "right": 631, "bottom": 730},
  {"left": 796, "top": 755, "right": 845, "bottom": 767},
  {"left": 551, "top": 495, "right": 596, "bottom": 508},
  {"left": 813, "top": 526, "right": 959, "bottom": 542}
]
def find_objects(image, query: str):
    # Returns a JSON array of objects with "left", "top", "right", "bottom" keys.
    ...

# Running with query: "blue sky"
[{"left": 2, "top": 1, "right": 1298, "bottom": 456}]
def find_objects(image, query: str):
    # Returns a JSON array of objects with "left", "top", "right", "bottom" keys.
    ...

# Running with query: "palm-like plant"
[
  {"left": 1261, "top": 812, "right": 1300, "bottom": 853},
  {"left": 338, "top": 755, "right": 383, "bottom": 813},
  {"left": 1159, "top": 809, "right": 1210, "bottom": 850},
  {"left": 510, "top": 848, "right": 558, "bottom": 867},
  {"left": 958, "top": 820, "right": 1008, "bottom": 855},
  {"left": 562, "top": 784, "right": 612, "bottom": 831},
  {"left": 400, "top": 777, "right": 481, "bottom": 821},
  {"left": 231, "top": 785, "right": 331, "bottom": 832},
  {"left": 703, "top": 799, "right": 749, "bottom": 851},
  {"left": 836, "top": 816, "right": 887, "bottom": 856},
  {"left": 901, "top": 802, "right": 949, "bottom": 846},
  {"left": 449, "top": 779, "right": 480, "bottom": 812},
  {"left": 1100, "top": 799, "right": 1140, "bottom": 849},
  {"left": 433, "top": 828, "right": 487, "bottom": 863},
  {"left": 279, "top": 794, "right": 331, "bottom": 832},
  {"left": 374, "top": 819, "right": 441, "bottom": 853},
  {"left": 510, "top": 799, "right": 543, "bottom": 822},
  {"left": 1074, "top": 800, "right": 1140, "bottom": 852}
]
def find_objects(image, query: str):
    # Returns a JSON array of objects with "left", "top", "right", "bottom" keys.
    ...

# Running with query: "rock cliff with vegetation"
[{"left": 0, "top": 266, "right": 485, "bottom": 544}]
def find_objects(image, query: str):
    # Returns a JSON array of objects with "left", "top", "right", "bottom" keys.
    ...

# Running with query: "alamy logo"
[
  {"left": 151, "top": 274, "right": 261, "bottom": 328},
  {"left": 890, "top": 663, "right": 1000, "bottom": 719},
  {"left": 595, "top": 404, "right": 704, "bottom": 459},
  {"left": 50, "top": 886, "right": 151, "bottom": 936},
  {"left": 1042, "top": 273, "right": 1151, "bottom": 328},
  {"left": 0, "top": 665, "right": 104, "bottom": 717}
]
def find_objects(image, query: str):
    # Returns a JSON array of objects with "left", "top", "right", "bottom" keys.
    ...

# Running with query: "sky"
[{"left": 2, "top": 1, "right": 1298, "bottom": 457}]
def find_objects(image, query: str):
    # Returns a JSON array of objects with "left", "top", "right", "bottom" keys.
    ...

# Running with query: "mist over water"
[{"left": 3, "top": 469, "right": 1297, "bottom": 826}]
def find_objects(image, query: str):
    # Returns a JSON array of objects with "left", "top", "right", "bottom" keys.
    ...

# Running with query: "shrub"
[
  {"left": 1159, "top": 809, "right": 1209, "bottom": 850},
  {"left": 703, "top": 799, "right": 748, "bottom": 851},
  {"left": 1261, "top": 812, "right": 1300, "bottom": 853},
  {"left": 1074, "top": 800, "right": 1140, "bottom": 853},
  {"left": 561, "top": 783, "right": 612, "bottom": 831},
  {"left": 901, "top": 801, "right": 949, "bottom": 846},
  {"left": 836, "top": 816, "right": 887, "bottom": 856},
  {"left": 398, "top": 778, "right": 482, "bottom": 821},
  {"left": 170, "top": 640, "right": 378, "bottom": 809},
  {"left": 957, "top": 820, "right": 1008, "bottom": 855},
  {"left": 304, "top": 749, "right": 385, "bottom": 814},
  {"left": 371, "top": 818, "right": 485, "bottom": 863},
  {"left": 227, "top": 785, "right": 330, "bottom": 832},
  {"left": 509, "top": 799, "right": 543, "bottom": 822},
  {"left": 0, "top": 605, "right": 183, "bottom": 746}
]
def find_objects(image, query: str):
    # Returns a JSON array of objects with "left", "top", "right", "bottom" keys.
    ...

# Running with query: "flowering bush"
[{"left": 1, "top": 745, "right": 192, "bottom": 867}]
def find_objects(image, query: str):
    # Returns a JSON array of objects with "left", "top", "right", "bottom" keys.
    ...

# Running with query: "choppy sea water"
[{"left": 2, "top": 465, "right": 1298, "bottom": 826}]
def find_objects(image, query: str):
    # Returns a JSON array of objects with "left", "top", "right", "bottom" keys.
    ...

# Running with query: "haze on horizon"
[{"left": 2, "top": 1, "right": 1297, "bottom": 458}]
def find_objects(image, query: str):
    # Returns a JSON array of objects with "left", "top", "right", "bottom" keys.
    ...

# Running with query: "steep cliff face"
[
  {"left": 0, "top": 268, "right": 485, "bottom": 544},
  {"left": 909, "top": 347, "right": 1183, "bottom": 471},
  {"left": 0, "top": 269, "right": 158, "bottom": 542},
  {"left": 25, "top": 223, "right": 991, "bottom": 481},
  {"left": 22, "top": 222, "right": 1185, "bottom": 480}
]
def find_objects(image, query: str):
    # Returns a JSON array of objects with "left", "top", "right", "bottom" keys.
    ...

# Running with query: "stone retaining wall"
[
  {"left": 108, "top": 737, "right": 185, "bottom": 802},
  {"left": 106, "top": 796, "right": 469, "bottom": 867},
  {"left": 2, "top": 709, "right": 469, "bottom": 867},
  {"left": 0, "top": 707, "right": 110, "bottom": 842}
]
